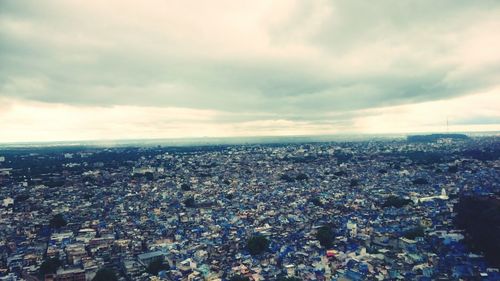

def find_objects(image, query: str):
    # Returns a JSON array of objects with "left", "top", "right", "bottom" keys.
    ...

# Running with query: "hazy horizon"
[
  {"left": 1, "top": 1, "right": 500, "bottom": 142},
  {"left": 1, "top": 130, "right": 499, "bottom": 148}
]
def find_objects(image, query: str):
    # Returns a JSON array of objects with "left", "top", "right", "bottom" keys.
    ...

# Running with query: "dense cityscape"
[
  {"left": 2, "top": 0, "right": 500, "bottom": 280},
  {"left": 0, "top": 135, "right": 499, "bottom": 281}
]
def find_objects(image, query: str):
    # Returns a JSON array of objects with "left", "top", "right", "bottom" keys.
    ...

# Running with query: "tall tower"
[{"left": 440, "top": 188, "right": 448, "bottom": 199}]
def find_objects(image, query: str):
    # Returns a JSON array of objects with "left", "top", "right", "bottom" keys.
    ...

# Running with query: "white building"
[
  {"left": 416, "top": 188, "right": 448, "bottom": 203},
  {"left": 3, "top": 197, "right": 14, "bottom": 207},
  {"left": 347, "top": 220, "right": 357, "bottom": 237}
]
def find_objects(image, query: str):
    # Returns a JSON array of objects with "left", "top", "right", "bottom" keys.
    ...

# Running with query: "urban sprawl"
[{"left": 0, "top": 136, "right": 499, "bottom": 281}]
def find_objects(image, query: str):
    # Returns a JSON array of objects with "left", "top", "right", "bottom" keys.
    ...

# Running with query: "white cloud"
[
  {"left": 351, "top": 87, "right": 500, "bottom": 134},
  {"left": 0, "top": 89, "right": 498, "bottom": 142}
]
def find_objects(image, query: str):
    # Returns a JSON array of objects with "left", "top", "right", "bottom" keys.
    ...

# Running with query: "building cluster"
[{"left": 0, "top": 137, "right": 499, "bottom": 280}]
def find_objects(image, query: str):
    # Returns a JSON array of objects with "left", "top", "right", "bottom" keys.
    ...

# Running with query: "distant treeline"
[
  {"left": 382, "top": 145, "right": 500, "bottom": 165},
  {"left": 381, "top": 150, "right": 448, "bottom": 165},
  {"left": 463, "top": 147, "right": 500, "bottom": 161},
  {"left": 407, "top": 134, "right": 468, "bottom": 142}
]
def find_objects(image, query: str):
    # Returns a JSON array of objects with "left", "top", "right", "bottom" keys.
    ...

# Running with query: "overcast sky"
[{"left": 1, "top": 0, "right": 499, "bottom": 142}]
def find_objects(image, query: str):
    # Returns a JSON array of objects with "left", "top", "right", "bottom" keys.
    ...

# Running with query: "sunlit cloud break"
[{"left": 1, "top": 0, "right": 499, "bottom": 142}]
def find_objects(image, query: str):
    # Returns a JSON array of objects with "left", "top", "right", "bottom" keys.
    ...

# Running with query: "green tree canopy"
[
  {"left": 92, "top": 268, "right": 118, "bottom": 281},
  {"left": 184, "top": 196, "right": 196, "bottom": 208},
  {"left": 277, "top": 277, "right": 302, "bottom": 281},
  {"left": 49, "top": 213, "right": 67, "bottom": 229},
  {"left": 316, "top": 226, "right": 334, "bottom": 248},
  {"left": 39, "top": 258, "right": 61, "bottom": 276},
  {"left": 181, "top": 183, "right": 191, "bottom": 191},
  {"left": 229, "top": 275, "right": 250, "bottom": 281},
  {"left": 403, "top": 226, "right": 425, "bottom": 240},
  {"left": 454, "top": 196, "right": 500, "bottom": 267},
  {"left": 246, "top": 234, "right": 270, "bottom": 255},
  {"left": 350, "top": 179, "right": 359, "bottom": 187},
  {"left": 382, "top": 195, "right": 411, "bottom": 208},
  {"left": 310, "top": 197, "right": 323, "bottom": 207},
  {"left": 147, "top": 259, "right": 170, "bottom": 275},
  {"left": 412, "top": 178, "right": 429, "bottom": 185},
  {"left": 295, "top": 173, "right": 309, "bottom": 181}
]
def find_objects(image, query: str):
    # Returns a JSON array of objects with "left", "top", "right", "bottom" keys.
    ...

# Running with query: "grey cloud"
[{"left": 1, "top": 0, "right": 499, "bottom": 125}]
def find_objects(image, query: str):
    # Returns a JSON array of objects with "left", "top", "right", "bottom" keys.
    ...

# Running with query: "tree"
[
  {"left": 184, "top": 196, "right": 196, "bottom": 208},
  {"left": 382, "top": 195, "right": 411, "bottom": 208},
  {"left": 334, "top": 151, "right": 353, "bottom": 163},
  {"left": 92, "top": 268, "right": 118, "bottom": 281},
  {"left": 277, "top": 277, "right": 302, "bottom": 281},
  {"left": 49, "top": 213, "right": 67, "bottom": 229},
  {"left": 181, "top": 183, "right": 191, "bottom": 191},
  {"left": 144, "top": 172, "right": 154, "bottom": 180},
  {"left": 247, "top": 235, "right": 269, "bottom": 255},
  {"left": 147, "top": 259, "right": 170, "bottom": 275},
  {"left": 403, "top": 226, "right": 425, "bottom": 240},
  {"left": 295, "top": 173, "right": 308, "bottom": 181},
  {"left": 334, "top": 170, "right": 347, "bottom": 177},
  {"left": 280, "top": 174, "right": 294, "bottom": 182},
  {"left": 448, "top": 165, "right": 458, "bottom": 173},
  {"left": 454, "top": 196, "right": 500, "bottom": 267},
  {"left": 310, "top": 197, "right": 323, "bottom": 207},
  {"left": 412, "top": 178, "right": 429, "bottom": 185},
  {"left": 229, "top": 275, "right": 250, "bottom": 281},
  {"left": 316, "top": 226, "right": 334, "bottom": 248},
  {"left": 39, "top": 258, "right": 61, "bottom": 276}
]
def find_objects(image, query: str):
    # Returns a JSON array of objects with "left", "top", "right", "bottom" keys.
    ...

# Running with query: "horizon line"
[{"left": 0, "top": 130, "right": 498, "bottom": 147}]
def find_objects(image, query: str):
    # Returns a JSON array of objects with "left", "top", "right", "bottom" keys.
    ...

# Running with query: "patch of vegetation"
[
  {"left": 407, "top": 134, "right": 468, "bottom": 142},
  {"left": 403, "top": 226, "right": 425, "bottom": 240},
  {"left": 333, "top": 151, "right": 353, "bottom": 163},
  {"left": 350, "top": 179, "right": 359, "bottom": 187},
  {"left": 181, "top": 183, "right": 191, "bottom": 191},
  {"left": 92, "top": 268, "right": 118, "bottom": 281},
  {"left": 412, "top": 178, "right": 429, "bottom": 185},
  {"left": 463, "top": 148, "right": 500, "bottom": 161},
  {"left": 247, "top": 234, "right": 270, "bottom": 255},
  {"left": 454, "top": 196, "right": 500, "bottom": 267},
  {"left": 295, "top": 173, "right": 309, "bottom": 181},
  {"left": 448, "top": 165, "right": 458, "bottom": 173},
  {"left": 15, "top": 193, "right": 30, "bottom": 202},
  {"left": 382, "top": 195, "right": 411, "bottom": 208},
  {"left": 310, "top": 197, "right": 323, "bottom": 207},
  {"left": 183, "top": 196, "right": 196, "bottom": 208},
  {"left": 334, "top": 170, "right": 348, "bottom": 177},
  {"left": 315, "top": 226, "right": 334, "bottom": 248},
  {"left": 280, "top": 174, "right": 295, "bottom": 182},
  {"left": 147, "top": 259, "right": 170, "bottom": 275},
  {"left": 277, "top": 277, "right": 302, "bottom": 281},
  {"left": 229, "top": 275, "right": 250, "bottom": 281},
  {"left": 39, "top": 258, "right": 61, "bottom": 276},
  {"left": 49, "top": 213, "right": 67, "bottom": 229}
]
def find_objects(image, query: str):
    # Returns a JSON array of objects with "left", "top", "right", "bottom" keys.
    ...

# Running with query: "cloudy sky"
[{"left": 1, "top": 0, "right": 499, "bottom": 142}]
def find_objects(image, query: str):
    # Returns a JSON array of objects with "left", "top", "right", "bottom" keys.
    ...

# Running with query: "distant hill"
[{"left": 407, "top": 133, "right": 468, "bottom": 142}]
